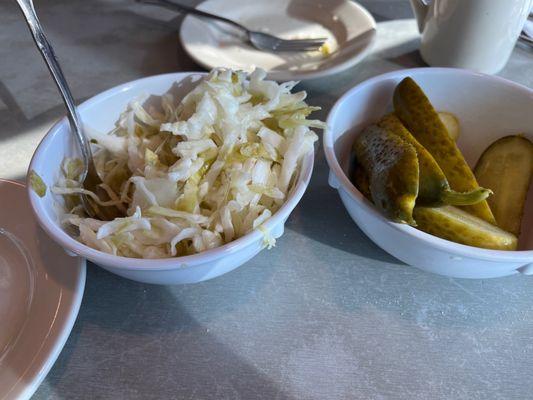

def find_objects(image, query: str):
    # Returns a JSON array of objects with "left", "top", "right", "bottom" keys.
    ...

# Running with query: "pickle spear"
[
  {"left": 474, "top": 135, "right": 533, "bottom": 236},
  {"left": 377, "top": 114, "right": 490, "bottom": 206},
  {"left": 351, "top": 164, "right": 517, "bottom": 250},
  {"left": 393, "top": 77, "right": 496, "bottom": 224},
  {"left": 438, "top": 112, "right": 460, "bottom": 141},
  {"left": 352, "top": 125, "right": 419, "bottom": 225},
  {"left": 414, "top": 206, "right": 517, "bottom": 250}
]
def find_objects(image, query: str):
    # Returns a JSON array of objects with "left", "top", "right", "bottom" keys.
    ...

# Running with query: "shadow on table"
[
  {"left": 92, "top": 2, "right": 202, "bottom": 75},
  {"left": 358, "top": 1, "right": 416, "bottom": 22},
  {"left": 0, "top": 81, "right": 26, "bottom": 127},
  {"left": 41, "top": 264, "right": 295, "bottom": 399},
  {"left": 0, "top": 89, "right": 90, "bottom": 146},
  {"left": 387, "top": 48, "right": 426, "bottom": 68},
  {"left": 286, "top": 151, "right": 401, "bottom": 265},
  {"left": 75, "top": 255, "right": 278, "bottom": 333}
]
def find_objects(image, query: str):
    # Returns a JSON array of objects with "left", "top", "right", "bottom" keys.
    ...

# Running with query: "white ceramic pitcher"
[{"left": 410, "top": 0, "right": 532, "bottom": 74}]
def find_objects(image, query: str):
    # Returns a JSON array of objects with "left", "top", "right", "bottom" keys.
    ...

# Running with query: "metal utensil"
[
  {"left": 519, "top": 31, "right": 533, "bottom": 46},
  {"left": 16, "top": 0, "right": 123, "bottom": 220},
  {"left": 518, "top": 12, "right": 533, "bottom": 46},
  {"left": 137, "top": 0, "right": 327, "bottom": 52}
]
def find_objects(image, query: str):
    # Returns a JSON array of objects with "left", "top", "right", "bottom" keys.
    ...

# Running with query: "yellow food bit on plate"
[{"left": 320, "top": 42, "right": 332, "bottom": 56}]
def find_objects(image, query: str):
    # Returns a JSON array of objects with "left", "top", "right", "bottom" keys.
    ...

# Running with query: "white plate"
[
  {"left": 0, "top": 179, "right": 85, "bottom": 400},
  {"left": 180, "top": 0, "right": 376, "bottom": 81}
]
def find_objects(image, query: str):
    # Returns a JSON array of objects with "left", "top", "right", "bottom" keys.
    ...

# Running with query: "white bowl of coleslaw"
[{"left": 27, "top": 70, "right": 321, "bottom": 284}]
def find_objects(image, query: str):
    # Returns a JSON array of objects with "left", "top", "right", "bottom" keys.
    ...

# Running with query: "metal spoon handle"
[
  {"left": 137, "top": 0, "right": 247, "bottom": 32},
  {"left": 16, "top": 0, "right": 92, "bottom": 174}
]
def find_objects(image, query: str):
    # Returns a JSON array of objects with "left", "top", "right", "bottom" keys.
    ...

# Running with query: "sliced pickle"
[
  {"left": 438, "top": 112, "right": 460, "bottom": 141},
  {"left": 474, "top": 135, "right": 533, "bottom": 236}
]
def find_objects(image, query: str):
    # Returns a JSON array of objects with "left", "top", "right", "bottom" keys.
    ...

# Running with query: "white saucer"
[
  {"left": 180, "top": 0, "right": 376, "bottom": 81},
  {"left": 0, "top": 179, "right": 85, "bottom": 400}
]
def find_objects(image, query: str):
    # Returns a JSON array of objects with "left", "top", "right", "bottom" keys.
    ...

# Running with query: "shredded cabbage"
[{"left": 55, "top": 68, "right": 324, "bottom": 258}]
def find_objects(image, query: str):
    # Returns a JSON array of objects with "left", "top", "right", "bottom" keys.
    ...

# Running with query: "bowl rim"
[
  {"left": 27, "top": 71, "right": 315, "bottom": 271},
  {"left": 323, "top": 66, "right": 533, "bottom": 261}
]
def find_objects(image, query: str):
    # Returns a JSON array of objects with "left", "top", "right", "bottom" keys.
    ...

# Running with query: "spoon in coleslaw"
[{"left": 18, "top": 0, "right": 124, "bottom": 220}]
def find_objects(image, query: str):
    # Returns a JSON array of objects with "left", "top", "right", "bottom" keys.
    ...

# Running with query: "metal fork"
[
  {"left": 519, "top": 12, "right": 533, "bottom": 46},
  {"left": 520, "top": 31, "right": 533, "bottom": 46},
  {"left": 17, "top": 0, "right": 124, "bottom": 221},
  {"left": 137, "top": 0, "right": 327, "bottom": 52}
]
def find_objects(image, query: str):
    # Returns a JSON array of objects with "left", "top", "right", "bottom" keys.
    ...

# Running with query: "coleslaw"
[{"left": 53, "top": 68, "right": 324, "bottom": 258}]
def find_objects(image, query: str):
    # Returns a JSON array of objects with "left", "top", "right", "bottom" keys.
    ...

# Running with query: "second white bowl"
[{"left": 324, "top": 68, "right": 533, "bottom": 279}]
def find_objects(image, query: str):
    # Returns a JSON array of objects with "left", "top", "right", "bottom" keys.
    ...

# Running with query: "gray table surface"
[{"left": 1, "top": 1, "right": 533, "bottom": 399}]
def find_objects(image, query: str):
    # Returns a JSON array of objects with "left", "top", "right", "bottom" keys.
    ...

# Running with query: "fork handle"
[
  {"left": 16, "top": 0, "right": 92, "bottom": 175},
  {"left": 137, "top": 0, "right": 247, "bottom": 32}
]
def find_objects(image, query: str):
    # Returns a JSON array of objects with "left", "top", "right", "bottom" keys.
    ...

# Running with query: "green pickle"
[
  {"left": 393, "top": 77, "right": 496, "bottom": 224},
  {"left": 350, "top": 163, "right": 517, "bottom": 250},
  {"left": 474, "top": 135, "right": 533, "bottom": 236},
  {"left": 352, "top": 125, "right": 419, "bottom": 225},
  {"left": 377, "top": 113, "right": 490, "bottom": 206},
  {"left": 414, "top": 206, "right": 517, "bottom": 251}
]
